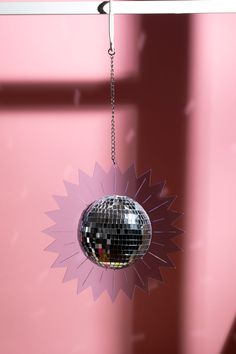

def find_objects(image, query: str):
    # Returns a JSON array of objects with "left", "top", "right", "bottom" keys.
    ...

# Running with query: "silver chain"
[{"left": 109, "top": 48, "right": 116, "bottom": 166}]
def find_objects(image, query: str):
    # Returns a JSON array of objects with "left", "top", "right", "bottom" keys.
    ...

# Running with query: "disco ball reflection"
[{"left": 79, "top": 195, "right": 152, "bottom": 269}]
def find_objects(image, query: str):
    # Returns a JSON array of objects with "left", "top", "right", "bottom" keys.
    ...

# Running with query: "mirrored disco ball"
[{"left": 79, "top": 195, "right": 152, "bottom": 269}]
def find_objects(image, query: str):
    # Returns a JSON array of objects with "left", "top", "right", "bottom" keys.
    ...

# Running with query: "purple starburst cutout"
[{"left": 44, "top": 163, "right": 183, "bottom": 301}]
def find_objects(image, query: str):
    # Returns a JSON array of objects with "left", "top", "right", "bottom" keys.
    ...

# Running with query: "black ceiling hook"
[{"left": 97, "top": 1, "right": 109, "bottom": 14}]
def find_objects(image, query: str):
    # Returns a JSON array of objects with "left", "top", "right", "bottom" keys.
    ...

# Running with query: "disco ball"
[{"left": 78, "top": 195, "right": 152, "bottom": 269}]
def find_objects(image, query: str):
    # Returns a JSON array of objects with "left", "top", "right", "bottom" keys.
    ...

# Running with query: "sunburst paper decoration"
[{"left": 44, "top": 163, "right": 182, "bottom": 301}]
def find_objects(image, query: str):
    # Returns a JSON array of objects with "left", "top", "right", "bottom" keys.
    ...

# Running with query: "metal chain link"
[{"left": 109, "top": 48, "right": 116, "bottom": 166}]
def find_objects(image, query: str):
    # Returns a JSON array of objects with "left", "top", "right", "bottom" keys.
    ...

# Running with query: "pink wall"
[
  {"left": 0, "top": 7, "right": 236, "bottom": 354},
  {"left": 0, "top": 11, "right": 141, "bottom": 354},
  {"left": 183, "top": 14, "right": 236, "bottom": 354}
]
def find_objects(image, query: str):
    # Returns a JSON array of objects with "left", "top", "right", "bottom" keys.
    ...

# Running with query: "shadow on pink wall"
[{"left": 133, "top": 14, "right": 188, "bottom": 354}]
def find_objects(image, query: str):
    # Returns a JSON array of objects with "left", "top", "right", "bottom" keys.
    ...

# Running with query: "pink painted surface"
[
  {"left": 0, "top": 12, "right": 140, "bottom": 82},
  {"left": 183, "top": 14, "right": 236, "bottom": 354},
  {"left": 0, "top": 108, "right": 137, "bottom": 354},
  {"left": 0, "top": 10, "right": 141, "bottom": 354},
  {"left": 1, "top": 6, "right": 236, "bottom": 354}
]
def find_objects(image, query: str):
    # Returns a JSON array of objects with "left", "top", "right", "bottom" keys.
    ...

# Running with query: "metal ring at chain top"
[
  {"left": 109, "top": 50, "right": 116, "bottom": 165},
  {"left": 108, "top": 47, "right": 115, "bottom": 56}
]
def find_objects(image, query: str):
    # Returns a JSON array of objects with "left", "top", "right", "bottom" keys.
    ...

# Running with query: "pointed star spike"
[
  {"left": 148, "top": 196, "right": 177, "bottom": 214},
  {"left": 134, "top": 176, "right": 147, "bottom": 199},
  {"left": 152, "top": 234, "right": 180, "bottom": 248},
  {"left": 44, "top": 240, "right": 60, "bottom": 253},
  {"left": 90, "top": 269, "right": 107, "bottom": 301},
  {"left": 51, "top": 255, "right": 68, "bottom": 269},
  {"left": 42, "top": 225, "right": 56, "bottom": 237},
  {"left": 129, "top": 265, "right": 148, "bottom": 292},
  {"left": 134, "top": 170, "right": 152, "bottom": 202},
  {"left": 82, "top": 266, "right": 94, "bottom": 287},
  {"left": 153, "top": 225, "right": 183, "bottom": 235},
  {"left": 120, "top": 268, "right": 136, "bottom": 299},
  {"left": 78, "top": 169, "right": 92, "bottom": 183},
  {"left": 93, "top": 162, "right": 107, "bottom": 180},
  {"left": 122, "top": 164, "right": 137, "bottom": 197},
  {"left": 44, "top": 210, "right": 62, "bottom": 223},
  {"left": 112, "top": 165, "right": 124, "bottom": 195},
  {"left": 110, "top": 272, "right": 122, "bottom": 302},
  {"left": 165, "top": 210, "right": 184, "bottom": 223},
  {"left": 42, "top": 224, "right": 74, "bottom": 239},
  {"left": 62, "top": 266, "right": 80, "bottom": 283},
  {"left": 52, "top": 195, "right": 67, "bottom": 208},
  {"left": 78, "top": 169, "right": 99, "bottom": 201},
  {"left": 137, "top": 169, "right": 151, "bottom": 185},
  {"left": 164, "top": 240, "right": 183, "bottom": 253},
  {"left": 172, "top": 226, "right": 184, "bottom": 236},
  {"left": 146, "top": 264, "right": 164, "bottom": 282},
  {"left": 164, "top": 256, "right": 176, "bottom": 269},
  {"left": 123, "top": 163, "right": 136, "bottom": 179},
  {"left": 63, "top": 180, "right": 79, "bottom": 196},
  {"left": 92, "top": 286, "right": 104, "bottom": 301},
  {"left": 149, "top": 181, "right": 166, "bottom": 197},
  {"left": 134, "top": 264, "right": 149, "bottom": 292},
  {"left": 122, "top": 283, "right": 135, "bottom": 300}
]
